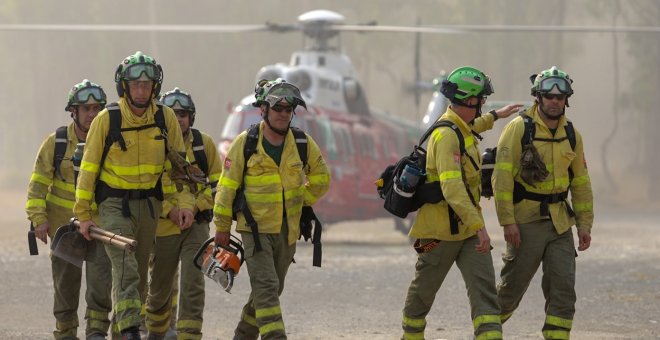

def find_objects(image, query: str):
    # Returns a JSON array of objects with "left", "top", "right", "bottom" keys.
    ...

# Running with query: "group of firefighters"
[{"left": 26, "top": 50, "right": 592, "bottom": 340}]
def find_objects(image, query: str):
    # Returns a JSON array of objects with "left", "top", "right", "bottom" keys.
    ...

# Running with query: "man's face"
[
  {"left": 266, "top": 100, "right": 294, "bottom": 130},
  {"left": 175, "top": 110, "right": 191, "bottom": 134},
  {"left": 127, "top": 80, "right": 154, "bottom": 106},
  {"left": 74, "top": 103, "right": 103, "bottom": 131},
  {"left": 539, "top": 93, "right": 567, "bottom": 118}
]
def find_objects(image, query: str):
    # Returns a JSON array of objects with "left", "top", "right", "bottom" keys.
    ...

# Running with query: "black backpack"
[
  {"left": 377, "top": 120, "right": 478, "bottom": 225},
  {"left": 480, "top": 112, "right": 576, "bottom": 198}
]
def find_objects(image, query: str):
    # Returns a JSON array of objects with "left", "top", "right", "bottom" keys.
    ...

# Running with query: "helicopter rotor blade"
[
  {"left": 333, "top": 24, "right": 660, "bottom": 34},
  {"left": 0, "top": 24, "right": 272, "bottom": 33}
]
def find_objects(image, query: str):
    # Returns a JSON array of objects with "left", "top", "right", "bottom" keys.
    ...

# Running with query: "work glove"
[
  {"left": 167, "top": 149, "right": 208, "bottom": 193},
  {"left": 299, "top": 206, "right": 315, "bottom": 242}
]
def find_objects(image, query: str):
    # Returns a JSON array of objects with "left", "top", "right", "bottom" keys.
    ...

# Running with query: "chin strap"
[
  {"left": 123, "top": 81, "right": 153, "bottom": 109},
  {"left": 71, "top": 109, "right": 90, "bottom": 133}
]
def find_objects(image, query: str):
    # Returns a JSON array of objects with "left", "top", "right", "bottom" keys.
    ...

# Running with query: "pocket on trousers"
[{"left": 418, "top": 240, "right": 442, "bottom": 266}]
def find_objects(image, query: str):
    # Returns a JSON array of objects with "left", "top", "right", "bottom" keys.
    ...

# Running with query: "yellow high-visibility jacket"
[
  {"left": 213, "top": 121, "right": 331, "bottom": 245},
  {"left": 26, "top": 123, "right": 87, "bottom": 236},
  {"left": 158, "top": 129, "right": 222, "bottom": 237},
  {"left": 410, "top": 108, "right": 497, "bottom": 241},
  {"left": 74, "top": 98, "right": 194, "bottom": 221},
  {"left": 492, "top": 103, "right": 594, "bottom": 234}
]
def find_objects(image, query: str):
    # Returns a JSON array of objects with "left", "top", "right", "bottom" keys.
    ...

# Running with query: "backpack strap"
[
  {"left": 53, "top": 126, "right": 68, "bottom": 180},
  {"left": 190, "top": 128, "right": 208, "bottom": 175},
  {"left": 99, "top": 103, "right": 124, "bottom": 171},
  {"left": 235, "top": 124, "right": 262, "bottom": 251},
  {"left": 290, "top": 127, "right": 308, "bottom": 167}
]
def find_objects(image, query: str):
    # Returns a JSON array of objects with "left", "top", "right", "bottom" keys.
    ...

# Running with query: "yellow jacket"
[
  {"left": 410, "top": 108, "right": 496, "bottom": 241},
  {"left": 493, "top": 103, "right": 594, "bottom": 234},
  {"left": 26, "top": 123, "right": 88, "bottom": 236},
  {"left": 213, "top": 122, "right": 331, "bottom": 245},
  {"left": 157, "top": 129, "right": 222, "bottom": 237},
  {"left": 74, "top": 98, "right": 194, "bottom": 221}
]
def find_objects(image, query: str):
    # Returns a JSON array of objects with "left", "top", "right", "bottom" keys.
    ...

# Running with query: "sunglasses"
[
  {"left": 542, "top": 93, "right": 567, "bottom": 101},
  {"left": 270, "top": 105, "right": 294, "bottom": 113}
]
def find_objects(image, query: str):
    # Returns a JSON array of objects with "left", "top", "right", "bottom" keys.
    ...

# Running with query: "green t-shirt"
[{"left": 262, "top": 137, "right": 284, "bottom": 166}]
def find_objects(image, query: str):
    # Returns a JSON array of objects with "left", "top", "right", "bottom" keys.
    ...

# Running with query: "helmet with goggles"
[
  {"left": 440, "top": 66, "right": 493, "bottom": 101},
  {"left": 530, "top": 66, "right": 573, "bottom": 97},
  {"left": 114, "top": 51, "right": 163, "bottom": 97},
  {"left": 160, "top": 87, "right": 196, "bottom": 125},
  {"left": 253, "top": 78, "right": 306, "bottom": 109},
  {"left": 65, "top": 79, "right": 107, "bottom": 111}
]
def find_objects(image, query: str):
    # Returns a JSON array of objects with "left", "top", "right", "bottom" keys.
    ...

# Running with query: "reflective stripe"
[
  {"left": 146, "top": 310, "right": 171, "bottom": 322},
  {"left": 308, "top": 173, "right": 330, "bottom": 184},
  {"left": 426, "top": 174, "right": 439, "bottom": 182},
  {"left": 177, "top": 319, "right": 202, "bottom": 330},
  {"left": 402, "top": 315, "right": 426, "bottom": 328},
  {"left": 99, "top": 172, "right": 159, "bottom": 189},
  {"left": 105, "top": 163, "right": 164, "bottom": 176},
  {"left": 542, "top": 329, "right": 570, "bottom": 339},
  {"left": 52, "top": 178, "right": 75, "bottom": 193},
  {"left": 86, "top": 308, "right": 108, "bottom": 320},
  {"left": 255, "top": 305, "right": 282, "bottom": 319},
  {"left": 500, "top": 312, "right": 513, "bottom": 323},
  {"left": 55, "top": 137, "right": 67, "bottom": 143},
  {"left": 26, "top": 198, "right": 46, "bottom": 208},
  {"left": 572, "top": 175, "right": 590, "bottom": 186},
  {"left": 220, "top": 176, "right": 240, "bottom": 190},
  {"left": 81, "top": 161, "right": 99, "bottom": 173},
  {"left": 245, "top": 174, "right": 281, "bottom": 186},
  {"left": 573, "top": 202, "right": 592, "bottom": 212},
  {"left": 495, "top": 162, "right": 513, "bottom": 172},
  {"left": 209, "top": 173, "right": 222, "bottom": 182},
  {"left": 476, "top": 330, "right": 503, "bottom": 340},
  {"left": 431, "top": 128, "right": 443, "bottom": 142},
  {"left": 284, "top": 187, "right": 305, "bottom": 200},
  {"left": 192, "top": 145, "right": 204, "bottom": 151},
  {"left": 77, "top": 188, "right": 94, "bottom": 201},
  {"left": 473, "top": 314, "right": 501, "bottom": 330},
  {"left": 30, "top": 172, "right": 52, "bottom": 186},
  {"left": 464, "top": 135, "right": 474, "bottom": 148},
  {"left": 259, "top": 321, "right": 285, "bottom": 335},
  {"left": 545, "top": 315, "right": 573, "bottom": 329},
  {"left": 245, "top": 191, "right": 283, "bottom": 203},
  {"left": 241, "top": 311, "right": 257, "bottom": 326},
  {"left": 163, "top": 185, "right": 177, "bottom": 194},
  {"left": 46, "top": 192, "right": 74, "bottom": 209},
  {"left": 115, "top": 298, "right": 142, "bottom": 312},
  {"left": 213, "top": 205, "right": 232, "bottom": 217},
  {"left": 439, "top": 170, "right": 462, "bottom": 181},
  {"left": 402, "top": 331, "right": 425, "bottom": 340},
  {"left": 495, "top": 192, "right": 513, "bottom": 201}
]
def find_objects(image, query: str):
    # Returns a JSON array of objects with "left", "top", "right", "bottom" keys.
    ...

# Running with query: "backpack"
[
  {"left": 233, "top": 124, "right": 324, "bottom": 267},
  {"left": 53, "top": 126, "right": 68, "bottom": 180},
  {"left": 377, "top": 120, "right": 478, "bottom": 222},
  {"left": 480, "top": 111, "right": 576, "bottom": 198}
]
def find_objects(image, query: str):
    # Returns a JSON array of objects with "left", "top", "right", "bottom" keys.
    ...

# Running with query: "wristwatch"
[{"left": 489, "top": 110, "right": 498, "bottom": 121}]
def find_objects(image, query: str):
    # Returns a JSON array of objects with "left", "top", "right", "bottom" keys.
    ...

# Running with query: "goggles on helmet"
[
  {"left": 162, "top": 92, "right": 193, "bottom": 111},
  {"left": 538, "top": 76, "right": 571, "bottom": 94},
  {"left": 73, "top": 86, "right": 106, "bottom": 104},
  {"left": 482, "top": 75, "right": 494, "bottom": 96},
  {"left": 264, "top": 82, "right": 306, "bottom": 108},
  {"left": 123, "top": 63, "right": 160, "bottom": 81}
]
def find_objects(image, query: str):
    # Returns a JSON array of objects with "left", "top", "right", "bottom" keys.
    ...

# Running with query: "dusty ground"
[{"left": 1, "top": 189, "right": 659, "bottom": 339}]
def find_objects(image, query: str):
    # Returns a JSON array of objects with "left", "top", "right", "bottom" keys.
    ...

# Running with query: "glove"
[
  {"left": 167, "top": 149, "right": 208, "bottom": 193},
  {"left": 299, "top": 206, "right": 315, "bottom": 242}
]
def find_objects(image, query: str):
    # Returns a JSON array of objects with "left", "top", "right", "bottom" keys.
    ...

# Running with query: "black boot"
[{"left": 121, "top": 326, "right": 141, "bottom": 340}]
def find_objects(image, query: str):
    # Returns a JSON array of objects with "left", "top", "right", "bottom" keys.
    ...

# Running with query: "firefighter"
[
  {"left": 493, "top": 66, "right": 593, "bottom": 339},
  {"left": 400, "top": 66, "right": 522, "bottom": 340},
  {"left": 145, "top": 88, "right": 222, "bottom": 339},
  {"left": 74, "top": 51, "right": 195, "bottom": 340},
  {"left": 213, "top": 79, "right": 330, "bottom": 339},
  {"left": 26, "top": 80, "right": 113, "bottom": 339}
]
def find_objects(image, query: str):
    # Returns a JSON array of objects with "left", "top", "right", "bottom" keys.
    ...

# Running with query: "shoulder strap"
[
  {"left": 243, "top": 124, "right": 260, "bottom": 172},
  {"left": 564, "top": 120, "right": 576, "bottom": 150},
  {"left": 99, "top": 103, "right": 124, "bottom": 170},
  {"left": 153, "top": 105, "right": 167, "bottom": 136},
  {"left": 53, "top": 126, "right": 68, "bottom": 179},
  {"left": 520, "top": 112, "right": 535, "bottom": 147},
  {"left": 421, "top": 120, "right": 466, "bottom": 155},
  {"left": 290, "top": 127, "right": 308, "bottom": 167},
  {"left": 191, "top": 128, "right": 208, "bottom": 176}
]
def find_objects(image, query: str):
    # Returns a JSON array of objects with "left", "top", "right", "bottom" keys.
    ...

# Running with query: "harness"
[
  {"left": 190, "top": 128, "right": 216, "bottom": 223},
  {"left": 513, "top": 113, "right": 576, "bottom": 217},
  {"left": 232, "top": 124, "right": 323, "bottom": 266},
  {"left": 94, "top": 103, "right": 167, "bottom": 217}
]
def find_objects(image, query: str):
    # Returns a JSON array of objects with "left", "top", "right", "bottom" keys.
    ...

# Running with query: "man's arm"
[
  {"left": 26, "top": 135, "right": 55, "bottom": 243},
  {"left": 302, "top": 135, "right": 330, "bottom": 206},
  {"left": 493, "top": 119, "right": 524, "bottom": 247},
  {"left": 74, "top": 110, "right": 108, "bottom": 223},
  {"left": 568, "top": 129, "right": 594, "bottom": 251}
]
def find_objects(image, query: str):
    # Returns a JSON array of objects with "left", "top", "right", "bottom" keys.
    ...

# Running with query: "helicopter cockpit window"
[{"left": 311, "top": 117, "right": 337, "bottom": 160}]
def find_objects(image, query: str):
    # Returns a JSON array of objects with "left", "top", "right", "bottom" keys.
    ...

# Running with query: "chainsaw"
[{"left": 193, "top": 235, "right": 244, "bottom": 293}]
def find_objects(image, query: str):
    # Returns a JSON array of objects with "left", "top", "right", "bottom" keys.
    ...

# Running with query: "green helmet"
[
  {"left": 440, "top": 66, "right": 493, "bottom": 101},
  {"left": 530, "top": 66, "right": 573, "bottom": 97},
  {"left": 114, "top": 51, "right": 163, "bottom": 97},
  {"left": 253, "top": 78, "right": 306, "bottom": 109},
  {"left": 65, "top": 79, "right": 107, "bottom": 111}
]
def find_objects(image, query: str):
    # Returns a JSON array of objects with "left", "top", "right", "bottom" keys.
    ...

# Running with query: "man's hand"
[
  {"left": 495, "top": 104, "right": 525, "bottom": 119},
  {"left": 168, "top": 207, "right": 180, "bottom": 225},
  {"left": 475, "top": 227, "right": 491, "bottom": 254},
  {"left": 215, "top": 231, "right": 230, "bottom": 247},
  {"left": 78, "top": 220, "right": 97, "bottom": 241},
  {"left": 577, "top": 229, "right": 591, "bottom": 251},
  {"left": 178, "top": 208, "right": 194, "bottom": 230},
  {"left": 503, "top": 224, "right": 521, "bottom": 248},
  {"left": 35, "top": 223, "right": 49, "bottom": 244}
]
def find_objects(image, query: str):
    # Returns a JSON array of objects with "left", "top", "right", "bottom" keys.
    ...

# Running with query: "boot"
[
  {"left": 86, "top": 332, "right": 107, "bottom": 340},
  {"left": 120, "top": 327, "right": 141, "bottom": 340},
  {"left": 146, "top": 332, "right": 165, "bottom": 340}
]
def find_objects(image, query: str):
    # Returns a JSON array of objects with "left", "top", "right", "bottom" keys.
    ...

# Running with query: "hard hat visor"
[
  {"left": 123, "top": 63, "right": 160, "bottom": 81},
  {"left": 539, "top": 76, "right": 571, "bottom": 94},
  {"left": 265, "top": 83, "right": 306, "bottom": 109},
  {"left": 162, "top": 92, "right": 194, "bottom": 111},
  {"left": 73, "top": 86, "right": 106, "bottom": 105}
]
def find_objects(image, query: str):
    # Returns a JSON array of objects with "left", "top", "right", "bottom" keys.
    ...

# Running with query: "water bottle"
[
  {"left": 398, "top": 164, "right": 423, "bottom": 194},
  {"left": 72, "top": 143, "right": 85, "bottom": 186}
]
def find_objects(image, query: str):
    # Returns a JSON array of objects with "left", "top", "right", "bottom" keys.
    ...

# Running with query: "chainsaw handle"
[
  {"left": 193, "top": 237, "right": 216, "bottom": 270},
  {"left": 225, "top": 235, "right": 245, "bottom": 265}
]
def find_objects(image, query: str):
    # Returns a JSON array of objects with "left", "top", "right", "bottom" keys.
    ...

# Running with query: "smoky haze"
[{"left": 2, "top": 0, "right": 659, "bottom": 213}]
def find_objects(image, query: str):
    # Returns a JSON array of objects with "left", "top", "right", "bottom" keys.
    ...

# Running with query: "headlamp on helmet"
[{"left": 66, "top": 79, "right": 107, "bottom": 111}]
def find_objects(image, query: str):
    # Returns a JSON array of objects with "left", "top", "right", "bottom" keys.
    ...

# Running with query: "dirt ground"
[{"left": 1, "top": 188, "right": 659, "bottom": 339}]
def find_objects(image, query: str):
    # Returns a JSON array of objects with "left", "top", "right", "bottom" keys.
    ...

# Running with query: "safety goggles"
[
  {"left": 538, "top": 76, "right": 571, "bottom": 94},
  {"left": 73, "top": 86, "right": 106, "bottom": 104},
  {"left": 162, "top": 92, "right": 194, "bottom": 111},
  {"left": 482, "top": 75, "right": 494, "bottom": 96},
  {"left": 265, "top": 83, "right": 306, "bottom": 109},
  {"left": 123, "top": 63, "right": 161, "bottom": 81}
]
